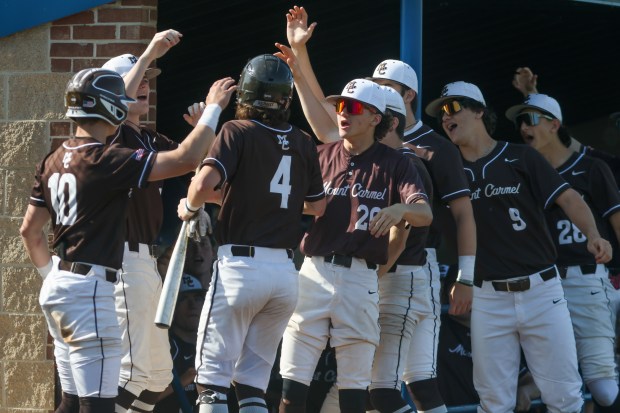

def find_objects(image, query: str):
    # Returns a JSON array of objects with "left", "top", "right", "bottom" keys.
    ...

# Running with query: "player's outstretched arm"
[
  {"left": 369, "top": 201, "right": 432, "bottom": 238},
  {"left": 124, "top": 29, "right": 183, "bottom": 99},
  {"left": 555, "top": 188, "right": 612, "bottom": 263},
  {"left": 149, "top": 77, "right": 236, "bottom": 181},
  {"left": 20, "top": 205, "right": 52, "bottom": 271},
  {"left": 275, "top": 43, "right": 339, "bottom": 142},
  {"left": 512, "top": 67, "right": 539, "bottom": 97},
  {"left": 286, "top": 6, "right": 324, "bottom": 100}
]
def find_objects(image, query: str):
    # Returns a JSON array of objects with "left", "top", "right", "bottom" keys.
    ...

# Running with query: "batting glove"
[{"left": 187, "top": 207, "right": 212, "bottom": 241}]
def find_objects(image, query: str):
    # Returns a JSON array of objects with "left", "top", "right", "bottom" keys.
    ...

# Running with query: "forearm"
[
  {"left": 401, "top": 202, "right": 433, "bottom": 228},
  {"left": 560, "top": 190, "right": 601, "bottom": 239},
  {"left": 20, "top": 205, "right": 52, "bottom": 268},
  {"left": 449, "top": 197, "right": 477, "bottom": 256},
  {"left": 290, "top": 43, "right": 326, "bottom": 103},
  {"left": 293, "top": 74, "right": 339, "bottom": 143},
  {"left": 303, "top": 198, "right": 326, "bottom": 216},
  {"left": 187, "top": 165, "right": 222, "bottom": 207},
  {"left": 377, "top": 224, "right": 409, "bottom": 277}
]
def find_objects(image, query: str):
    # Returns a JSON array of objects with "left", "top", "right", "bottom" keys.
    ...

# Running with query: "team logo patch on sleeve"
[{"left": 132, "top": 148, "right": 146, "bottom": 161}]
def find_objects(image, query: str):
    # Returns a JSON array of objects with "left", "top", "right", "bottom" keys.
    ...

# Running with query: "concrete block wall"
[{"left": 0, "top": 1, "right": 157, "bottom": 410}]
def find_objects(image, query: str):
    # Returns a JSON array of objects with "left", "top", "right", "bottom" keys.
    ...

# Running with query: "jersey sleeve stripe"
[
  {"left": 544, "top": 182, "right": 570, "bottom": 209},
  {"left": 602, "top": 204, "right": 620, "bottom": 218},
  {"left": 440, "top": 188, "right": 471, "bottom": 201},
  {"left": 205, "top": 157, "right": 228, "bottom": 183},
  {"left": 137, "top": 152, "right": 155, "bottom": 188},
  {"left": 305, "top": 191, "right": 325, "bottom": 199}
]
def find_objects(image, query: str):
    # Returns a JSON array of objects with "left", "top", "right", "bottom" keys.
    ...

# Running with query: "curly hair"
[{"left": 235, "top": 103, "right": 290, "bottom": 126}]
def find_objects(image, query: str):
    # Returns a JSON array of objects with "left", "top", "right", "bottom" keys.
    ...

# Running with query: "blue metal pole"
[{"left": 400, "top": 0, "right": 423, "bottom": 121}]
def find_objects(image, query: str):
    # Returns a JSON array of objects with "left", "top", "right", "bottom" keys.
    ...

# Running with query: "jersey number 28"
[{"left": 48, "top": 172, "right": 77, "bottom": 225}]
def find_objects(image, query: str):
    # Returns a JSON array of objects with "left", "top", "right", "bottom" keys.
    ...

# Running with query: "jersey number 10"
[{"left": 48, "top": 172, "right": 77, "bottom": 226}]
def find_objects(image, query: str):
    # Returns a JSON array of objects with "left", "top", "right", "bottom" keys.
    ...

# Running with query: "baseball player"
[
  {"left": 280, "top": 9, "right": 475, "bottom": 412},
  {"left": 276, "top": 77, "right": 431, "bottom": 413},
  {"left": 101, "top": 30, "right": 236, "bottom": 413},
  {"left": 276, "top": 38, "right": 434, "bottom": 412},
  {"left": 506, "top": 93, "right": 620, "bottom": 412},
  {"left": 20, "top": 67, "right": 226, "bottom": 413},
  {"left": 425, "top": 80, "right": 612, "bottom": 413},
  {"left": 176, "top": 54, "right": 326, "bottom": 413}
]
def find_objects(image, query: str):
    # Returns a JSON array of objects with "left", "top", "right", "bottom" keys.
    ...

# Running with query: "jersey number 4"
[
  {"left": 48, "top": 172, "right": 77, "bottom": 225},
  {"left": 270, "top": 155, "right": 292, "bottom": 209}
]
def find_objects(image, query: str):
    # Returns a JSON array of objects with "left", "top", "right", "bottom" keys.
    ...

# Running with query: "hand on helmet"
[{"left": 205, "top": 77, "right": 237, "bottom": 110}]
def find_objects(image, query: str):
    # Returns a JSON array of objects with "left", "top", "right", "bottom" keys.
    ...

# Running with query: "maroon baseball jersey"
[
  {"left": 108, "top": 124, "right": 178, "bottom": 244},
  {"left": 301, "top": 140, "right": 428, "bottom": 265},
  {"left": 203, "top": 120, "right": 325, "bottom": 249},
  {"left": 29, "top": 138, "right": 156, "bottom": 269},
  {"left": 462, "top": 141, "right": 569, "bottom": 282},
  {"left": 546, "top": 152, "right": 620, "bottom": 266},
  {"left": 395, "top": 147, "right": 433, "bottom": 266},
  {"left": 404, "top": 123, "right": 471, "bottom": 250}
]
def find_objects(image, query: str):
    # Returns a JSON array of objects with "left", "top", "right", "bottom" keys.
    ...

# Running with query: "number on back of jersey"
[
  {"left": 557, "top": 219, "right": 586, "bottom": 245},
  {"left": 270, "top": 155, "right": 292, "bottom": 209},
  {"left": 48, "top": 172, "right": 77, "bottom": 225}
]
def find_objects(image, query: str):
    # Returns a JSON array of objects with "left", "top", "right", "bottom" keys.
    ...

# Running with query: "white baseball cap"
[
  {"left": 371, "top": 59, "right": 418, "bottom": 93},
  {"left": 381, "top": 85, "right": 407, "bottom": 116},
  {"left": 179, "top": 274, "right": 206, "bottom": 294},
  {"left": 425, "top": 81, "right": 486, "bottom": 117},
  {"left": 102, "top": 53, "right": 161, "bottom": 79},
  {"left": 505, "top": 93, "right": 563, "bottom": 123},
  {"left": 326, "top": 79, "right": 386, "bottom": 114}
]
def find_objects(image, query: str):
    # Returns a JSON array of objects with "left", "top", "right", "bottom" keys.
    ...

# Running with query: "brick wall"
[{"left": 0, "top": 1, "right": 157, "bottom": 411}]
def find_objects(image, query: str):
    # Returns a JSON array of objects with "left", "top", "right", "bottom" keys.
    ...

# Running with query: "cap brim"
[{"left": 145, "top": 67, "right": 161, "bottom": 79}]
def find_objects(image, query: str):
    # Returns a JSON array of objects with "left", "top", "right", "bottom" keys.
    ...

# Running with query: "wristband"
[
  {"left": 456, "top": 255, "right": 475, "bottom": 284},
  {"left": 185, "top": 199, "right": 200, "bottom": 214},
  {"left": 197, "top": 103, "right": 222, "bottom": 132},
  {"left": 37, "top": 258, "right": 54, "bottom": 279}
]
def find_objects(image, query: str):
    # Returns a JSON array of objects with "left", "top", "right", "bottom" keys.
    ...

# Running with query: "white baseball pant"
[
  {"left": 195, "top": 245, "right": 298, "bottom": 391},
  {"left": 402, "top": 248, "right": 441, "bottom": 384},
  {"left": 371, "top": 265, "right": 432, "bottom": 390},
  {"left": 115, "top": 243, "right": 172, "bottom": 396},
  {"left": 561, "top": 264, "right": 618, "bottom": 383},
  {"left": 280, "top": 256, "right": 379, "bottom": 390},
  {"left": 40, "top": 263, "right": 122, "bottom": 398},
  {"left": 471, "top": 269, "right": 583, "bottom": 413}
]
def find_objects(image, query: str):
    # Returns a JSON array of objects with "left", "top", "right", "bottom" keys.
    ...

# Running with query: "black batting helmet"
[
  {"left": 237, "top": 54, "right": 294, "bottom": 111},
  {"left": 65, "top": 68, "right": 135, "bottom": 126}
]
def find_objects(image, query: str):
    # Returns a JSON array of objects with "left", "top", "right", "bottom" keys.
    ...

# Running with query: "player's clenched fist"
[{"left": 144, "top": 29, "right": 183, "bottom": 60}]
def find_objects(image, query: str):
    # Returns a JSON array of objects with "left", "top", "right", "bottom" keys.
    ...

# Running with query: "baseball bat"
[{"left": 155, "top": 220, "right": 189, "bottom": 328}]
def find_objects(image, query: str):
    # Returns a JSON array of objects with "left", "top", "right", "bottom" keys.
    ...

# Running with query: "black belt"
[
  {"left": 59, "top": 260, "right": 117, "bottom": 283},
  {"left": 489, "top": 266, "right": 557, "bottom": 292},
  {"left": 230, "top": 245, "right": 294, "bottom": 259},
  {"left": 127, "top": 241, "right": 162, "bottom": 258},
  {"left": 557, "top": 264, "right": 598, "bottom": 279},
  {"left": 322, "top": 254, "right": 377, "bottom": 270}
]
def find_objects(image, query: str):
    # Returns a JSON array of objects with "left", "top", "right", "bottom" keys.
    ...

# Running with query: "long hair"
[{"left": 235, "top": 103, "right": 290, "bottom": 127}]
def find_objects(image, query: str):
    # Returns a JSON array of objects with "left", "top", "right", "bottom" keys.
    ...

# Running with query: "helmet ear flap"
[
  {"left": 237, "top": 54, "right": 294, "bottom": 111},
  {"left": 65, "top": 68, "right": 135, "bottom": 126}
]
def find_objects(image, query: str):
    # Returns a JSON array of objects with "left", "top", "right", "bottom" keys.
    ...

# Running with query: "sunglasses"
[
  {"left": 515, "top": 112, "right": 554, "bottom": 129},
  {"left": 335, "top": 99, "right": 376, "bottom": 115},
  {"left": 440, "top": 99, "right": 465, "bottom": 116}
]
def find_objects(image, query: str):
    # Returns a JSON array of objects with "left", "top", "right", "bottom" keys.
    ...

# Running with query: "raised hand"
[
  {"left": 512, "top": 67, "right": 538, "bottom": 97},
  {"left": 183, "top": 102, "right": 206, "bottom": 127},
  {"left": 286, "top": 5, "right": 317, "bottom": 48},
  {"left": 143, "top": 29, "right": 183, "bottom": 61},
  {"left": 205, "top": 77, "right": 237, "bottom": 110}
]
